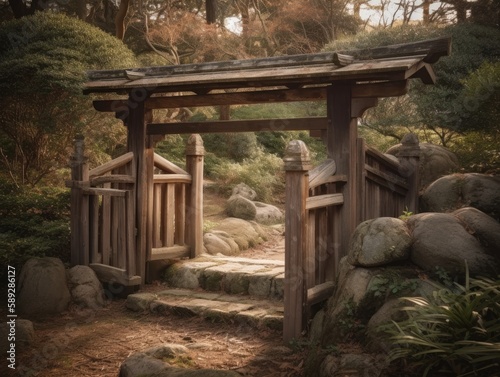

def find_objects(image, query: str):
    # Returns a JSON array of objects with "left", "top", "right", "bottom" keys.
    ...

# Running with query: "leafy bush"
[
  {"left": 0, "top": 178, "right": 70, "bottom": 282},
  {"left": 209, "top": 149, "right": 284, "bottom": 203},
  {"left": 383, "top": 268, "right": 500, "bottom": 377}
]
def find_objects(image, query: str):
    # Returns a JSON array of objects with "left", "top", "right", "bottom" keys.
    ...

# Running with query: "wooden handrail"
[
  {"left": 153, "top": 174, "right": 192, "bottom": 184},
  {"left": 89, "top": 152, "right": 134, "bottom": 178},
  {"left": 154, "top": 153, "right": 189, "bottom": 175}
]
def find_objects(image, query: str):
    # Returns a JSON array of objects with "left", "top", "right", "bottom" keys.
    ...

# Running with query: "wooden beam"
[
  {"left": 82, "top": 187, "right": 127, "bottom": 197},
  {"left": 307, "top": 281, "right": 335, "bottom": 306},
  {"left": 145, "top": 87, "right": 327, "bottom": 109},
  {"left": 352, "top": 80, "right": 408, "bottom": 98},
  {"left": 149, "top": 245, "right": 190, "bottom": 261},
  {"left": 305, "top": 193, "right": 344, "bottom": 210},
  {"left": 351, "top": 98, "right": 378, "bottom": 118},
  {"left": 94, "top": 81, "right": 409, "bottom": 113},
  {"left": 148, "top": 118, "right": 328, "bottom": 135}
]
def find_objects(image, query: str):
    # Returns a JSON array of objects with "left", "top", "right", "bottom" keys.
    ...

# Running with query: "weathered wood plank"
[
  {"left": 309, "top": 159, "right": 336, "bottom": 189},
  {"left": 125, "top": 190, "right": 136, "bottom": 278},
  {"left": 364, "top": 165, "right": 408, "bottom": 194},
  {"left": 307, "top": 281, "right": 335, "bottom": 306},
  {"left": 365, "top": 144, "right": 403, "bottom": 172},
  {"left": 89, "top": 263, "right": 141, "bottom": 286},
  {"left": 91, "top": 174, "right": 135, "bottom": 185},
  {"left": 116, "top": 196, "right": 127, "bottom": 270},
  {"left": 306, "top": 193, "right": 344, "bottom": 210},
  {"left": 153, "top": 184, "right": 162, "bottom": 248},
  {"left": 82, "top": 187, "right": 127, "bottom": 197},
  {"left": 144, "top": 87, "right": 327, "bottom": 109},
  {"left": 149, "top": 245, "right": 190, "bottom": 260},
  {"left": 93, "top": 81, "right": 409, "bottom": 113},
  {"left": 153, "top": 174, "right": 192, "bottom": 184},
  {"left": 283, "top": 140, "right": 311, "bottom": 342},
  {"left": 88, "top": 152, "right": 133, "bottom": 178},
  {"left": 148, "top": 117, "right": 328, "bottom": 135},
  {"left": 89, "top": 195, "right": 100, "bottom": 264},
  {"left": 185, "top": 135, "right": 204, "bottom": 258},
  {"left": 101, "top": 185, "right": 111, "bottom": 266},
  {"left": 164, "top": 183, "right": 175, "bottom": 247},
  {"left": 154, "top": 153, "right": 189, "bottom": 175},
  {"left": 175, "top": 184, "right": 186, "bottom": 246}
]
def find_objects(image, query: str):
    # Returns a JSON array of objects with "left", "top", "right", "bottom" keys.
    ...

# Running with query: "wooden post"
[
  {"left": 185, "top": 134, "right": 205, "bottom": 258},
  {"left": 283, "top": 140, "right": 312, "bottom": 342},
  {"left": 70, "top": 135, "right": 89, "bottom": 266},
  {"left": 397, "top": 133, "right": 421, "bottom": 213},
  {"left": 326, "top": 83, "right": 359, "bottom": 260},
  {"left": 126, "top": 99, "right": 152, "bottom": 283}
]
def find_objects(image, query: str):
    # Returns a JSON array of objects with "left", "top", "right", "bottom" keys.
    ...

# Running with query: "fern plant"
[{"left": 383, "top": 265, "right": 500, "bottom": 376}]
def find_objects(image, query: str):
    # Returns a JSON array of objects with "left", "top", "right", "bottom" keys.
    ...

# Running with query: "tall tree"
[{"left": 0, "top": 12, "right": 137, "bottom": 186}]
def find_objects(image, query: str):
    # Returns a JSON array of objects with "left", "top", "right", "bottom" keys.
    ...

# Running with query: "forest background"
[{"left": 0, "top": 0, "right": 499, "bottom": 275}]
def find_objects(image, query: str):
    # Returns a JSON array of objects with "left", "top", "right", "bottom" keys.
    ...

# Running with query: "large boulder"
[
  {"left": 17, "top": 257, "right": 71, "bottom": 317},
  {"left": 203, "top": 231, "right": 240, "bottom": 256},
  {"left": 348, "top": 218, "right": 412, "bottom": 267},
  {"left": 386, "top": 142, "right": 459, "bottom": 189},
  {"left": 231, "top": 183, "right": 257, "bottom": 201},
  {"left": 67, "top": 265, "right": 105, "bottom": 309},
  {"left": 421, "top": 173, "right": 500, "bottom": 220},
  {"left": 254, "top": 201, "right": 283, "bottom": 224},
  {"left": 226, "top": 194, "right": 256, "bottom": 220},
  {"left": 408, "top": 212, "right": 500, "bottom": 276},
  {"left": 210, "top": 218, "right": 266, "bottom": 251}
]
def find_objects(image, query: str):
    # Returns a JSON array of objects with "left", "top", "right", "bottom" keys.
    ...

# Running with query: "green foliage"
[
  {"left": 0, "top": 12, "right": 136, "bottom": 93},
  {"left": 399, "top": 208, "right": 414, "bottom": 221},
  {"left": 0, "top": 12, "right": 137, "bottom": 186},
  {"left": 203, "top": 132, "right": 259, "bottom": 162},
  {"left": 325, "top": 23, "right": 500, "bottom": 142},
  {"left": 0, "top": 178, "right": 70, "bottom": 282},
  {"left": 209, "top": 148, "right": 284, "bottom": 203},
  {"left": 383, "top": 268, "right": 500, "bottom": 376},
  {"left": 368, "top": 273, "right": 419, "bottom": 301},
  {"left": 451, "top": 131, "right": 500, "bottom": 174}
]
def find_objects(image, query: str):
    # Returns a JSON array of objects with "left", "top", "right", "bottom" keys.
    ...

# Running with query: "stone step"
[
  {"left": 126, "top": 288, "right": 284, "bottom": 331},
  {"left": 164, "top": 255, "right": 285, "bottom": 300}
]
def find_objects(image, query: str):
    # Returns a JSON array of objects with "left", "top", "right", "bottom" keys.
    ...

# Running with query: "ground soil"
[{"left": 3, "top": 291, "right": 308, "bottom": 377}]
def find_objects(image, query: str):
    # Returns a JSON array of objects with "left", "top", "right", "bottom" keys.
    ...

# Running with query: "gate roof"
[{"left": 84, "top": 37, "right": 451, "bottom": 96}]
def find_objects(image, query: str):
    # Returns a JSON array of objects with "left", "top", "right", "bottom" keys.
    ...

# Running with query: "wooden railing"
[
  {"left": 67, "top": 137, "right": 139, "bottom": 286},
  {"left": 150, "top": 154, "right": 192, "bottom": 261},
  {"left": 283, "top": 134, "right": 420, "bottom": 341},
  {"left": 67, "top": 134, "right": 205, "bottom": 286}
]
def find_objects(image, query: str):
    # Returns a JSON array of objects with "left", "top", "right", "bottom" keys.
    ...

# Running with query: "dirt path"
[{"left": 5, "top": 292, "right": 306, "bottom": 377}]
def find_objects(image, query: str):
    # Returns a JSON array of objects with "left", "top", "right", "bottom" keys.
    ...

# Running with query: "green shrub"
[
  {"left": 209, "top": 149, "right": 284, "bottom": 203},
  {"left": 0, "top": 178, "right": 70, "bottom": 282},
  {"left": 383, "top": 267, "right": 500, "bottom": 377}
]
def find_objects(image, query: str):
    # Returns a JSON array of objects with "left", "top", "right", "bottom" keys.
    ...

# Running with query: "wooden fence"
[
  {"left": 283, "top": 134, "right": 420, "bottom": 341},
  {"left": 67, "top": 134, "right": 204, "bottom": 286}
]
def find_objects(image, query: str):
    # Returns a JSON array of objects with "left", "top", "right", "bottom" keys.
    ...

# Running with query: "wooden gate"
[
  {"left": 283, "top": 134, "right": 420, "bottom": 340},
  {"left": 67, "top": 134, "right": 204, "bottom": 286}
]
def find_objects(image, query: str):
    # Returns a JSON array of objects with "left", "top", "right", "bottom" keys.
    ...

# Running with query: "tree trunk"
[
  {"left": 206, "top": 0, "right": 217, "bottom": 24},
  {"left": 115, "top": 0, "right": 131, "bottom": 40},
  {"left": 423, "top": 0, "right": 431, "bottom": 25},
  {"left": 76, "top": 0, "right": 88, "bottom": 21}
]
